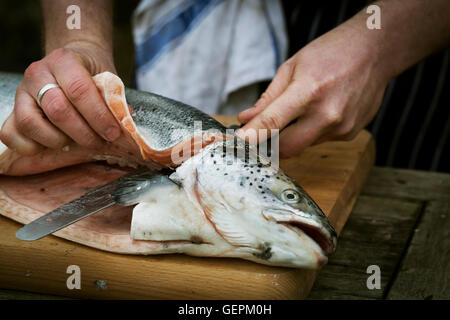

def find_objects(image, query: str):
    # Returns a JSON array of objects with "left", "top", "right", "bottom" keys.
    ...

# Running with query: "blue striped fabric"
[{"left": 135, "top": 0, "right": 225, "bottom": 71}]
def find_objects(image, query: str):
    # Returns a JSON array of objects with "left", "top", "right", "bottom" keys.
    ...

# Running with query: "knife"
[{"left": 16, "top": 168, "right": 177, "bottom": 241}]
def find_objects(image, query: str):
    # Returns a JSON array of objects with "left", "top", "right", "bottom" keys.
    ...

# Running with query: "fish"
[
  {"left": 0, "top": 71, "right": 337, "bottom": 268},
  {"left": 130, "top": 139, "right": 337, "bottom": 267},
  {"left": 0, "top": 71, "right": 226, "bottom": 175}
]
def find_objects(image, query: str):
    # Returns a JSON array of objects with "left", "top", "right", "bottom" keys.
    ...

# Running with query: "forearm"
[
  {"left": 40, "top": 0, "right": 113, "bottom": 56},
  {"left": 340, "top": 0, "right": 450, "bottom": 81}
]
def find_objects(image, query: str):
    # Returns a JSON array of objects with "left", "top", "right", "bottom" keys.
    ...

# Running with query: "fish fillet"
[
  {"left": 0, "top": 73, "right": 229, "bottom": 255},
  {"left": 0, "top": 163, "right": 209, "bottom": 254}
]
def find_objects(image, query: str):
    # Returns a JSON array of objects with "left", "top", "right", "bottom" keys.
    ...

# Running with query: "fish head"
[
  {"left": 173, "top": 139, "right": 337, "bottom": 268},
  {"left": 256, "top": 171, "right": 338, "bottom": 267}
]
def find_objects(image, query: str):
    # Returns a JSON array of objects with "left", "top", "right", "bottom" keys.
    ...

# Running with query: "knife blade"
[{"left": 16, "top": 168, "right": 177, "bottom": 241}]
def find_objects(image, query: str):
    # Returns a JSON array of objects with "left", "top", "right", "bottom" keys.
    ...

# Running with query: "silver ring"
[{"left": 37, "top": 83, "right": 60, "bottom": 106}]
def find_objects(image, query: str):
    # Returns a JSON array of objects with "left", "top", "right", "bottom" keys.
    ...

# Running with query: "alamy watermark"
[
  {"left": 366, "top": 5, "right": 381, "bottom": 30},
  {"left": 66, "top": 264, "right": 81, "bottom": 290},
  {"left": 66, "top": 5, "right": 81, "bottom": 30},
  {"left": 366, "top": 265, "right": 381, "bottom": 290}
]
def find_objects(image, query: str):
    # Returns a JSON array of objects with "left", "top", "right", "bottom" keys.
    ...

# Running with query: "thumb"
[{"left": 238, "top": 61, "right": 295, "bottom": 124}]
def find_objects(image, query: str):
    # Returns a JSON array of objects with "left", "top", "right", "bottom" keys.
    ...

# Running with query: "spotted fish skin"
[{"left": 167, "top": 139, "right": 338, "bottom": 268}]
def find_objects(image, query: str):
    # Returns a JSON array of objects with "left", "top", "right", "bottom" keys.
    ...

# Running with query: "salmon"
[
  {"left": 0, "top": 72, "right": 227, "bottom": 175},
  {"left": 0, "top": 72, "right": 337, "bottom": 268}
]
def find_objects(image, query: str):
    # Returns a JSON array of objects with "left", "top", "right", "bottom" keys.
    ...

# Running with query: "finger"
[
  {"left": 23, "top": 64, "right": 104, "bottom": 149},
  {"left": 14, "top": 89, "right": 71, "bottom": 149},
  {"left": 278, "top": 111, "right": 331, "bottom": 158},
  {"left": 236, "top": 81, "right": 315, "bottom": 142},
  {"left": 47, "top": 50, "right": 121, "bottom": 142},
  {"left": 238, "top": 61, "right": 295, "bottom": 124},
  {"left": 0, "top": 113, "right": 43, "bottom": 156}
]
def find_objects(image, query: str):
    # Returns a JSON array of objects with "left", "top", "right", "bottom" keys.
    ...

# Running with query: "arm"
[
  {"left": 370, "top": 0, "right": 450, "bottom": 79},
  {"left": 237, "top": 0, "right": 450, "bottom": 157},
  {"left": 0, "top": 0, "right": 120, "bottom": 156},
  {"left": 41, "top": 0, "right": 114, "bottom": 73}
]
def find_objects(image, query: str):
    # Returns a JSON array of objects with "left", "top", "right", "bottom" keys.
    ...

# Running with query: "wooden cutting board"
[{"left": 0, "top": 116, "right": 375, "bottom": 299}]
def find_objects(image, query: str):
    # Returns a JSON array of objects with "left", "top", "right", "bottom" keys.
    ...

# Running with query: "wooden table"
[
  {"left": 309, "top": 167, "right": 450, "bottom": 300},
  {"left": 1, "top": 166, "right": 449, "bottom": 300}
]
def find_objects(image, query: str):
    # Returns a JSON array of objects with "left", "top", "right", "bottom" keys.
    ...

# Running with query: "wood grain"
[
  {"left": 362, "top": 167, "right": 450, "bottom": 201},
  {"left": 0, "top": 116, "right": 375, "bottom": 299},
  {"left": 308, "top": 167, "right": 450, "bottom": 299},
  {"left": 387, "top": 200, "right": 450, "bottom": 300},
  {"left": 309, "top": 195, "right": 422, "bottom": 299}
]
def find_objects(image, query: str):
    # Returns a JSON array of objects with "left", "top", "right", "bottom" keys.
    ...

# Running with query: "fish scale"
[{"left": 126, "top": 88, "right": 227, "bottom": 151}]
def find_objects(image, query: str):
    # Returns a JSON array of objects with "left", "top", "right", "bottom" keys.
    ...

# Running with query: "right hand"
[{"left": 0, "top": 43, "right": 121, "bottom": 156}]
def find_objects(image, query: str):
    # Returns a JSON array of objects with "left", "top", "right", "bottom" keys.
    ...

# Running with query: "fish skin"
[
  {"left": 0, "top": 73, "right": 21, "bottom": 162},
  {"left": 0, "top": 72, "right": 227, "bottom": 149},
  {"left": 0, "top": 72, "right": 227, "bottom": 174},
  {"left": 0, "top": 72, "right": 20, "bottom": 126},
  {"left": 162, "top": 138, "right": 337, "bottom": 268},
  {"left": 125, "top": 88, "right": 227, "bottom": 151},
  {"left": 0, "top": 71, "right": 337, "bottom": 268}
]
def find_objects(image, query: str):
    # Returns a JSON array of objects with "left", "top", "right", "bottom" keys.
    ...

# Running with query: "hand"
[
  {"left": 0, "top": 42, "right": 121, "bottom": 156},
  {"left": 237, "top": 24, "right": 389, "bottom": 158}
]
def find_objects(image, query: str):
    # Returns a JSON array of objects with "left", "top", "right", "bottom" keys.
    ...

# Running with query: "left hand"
[{"left": 236, "top": 23, "right": 389, "bottom": 158}]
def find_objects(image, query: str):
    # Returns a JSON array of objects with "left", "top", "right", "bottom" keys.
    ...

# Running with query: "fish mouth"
[
  {"left": 277, "top": 220, "right": 336, "bottom": 256},
  {"left": 262, "top": 208, "right": 337, "bottom": 256}
]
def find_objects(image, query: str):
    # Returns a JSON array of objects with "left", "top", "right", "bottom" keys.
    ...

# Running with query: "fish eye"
[{"left": 280, "top": 189, "right": 301, "bottom": 203}]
